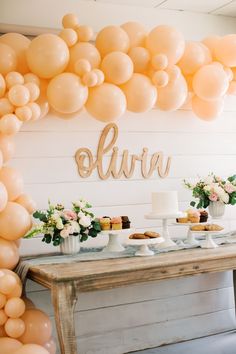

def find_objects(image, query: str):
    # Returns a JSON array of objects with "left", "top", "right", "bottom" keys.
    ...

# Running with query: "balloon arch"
[{"left": 0, "top": 12, "right": 236, "bottom": 354}]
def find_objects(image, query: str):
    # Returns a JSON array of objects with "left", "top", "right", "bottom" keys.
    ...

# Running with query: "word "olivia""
[{"left": 75, "top": 123, "right": 172, "bottom": 180}]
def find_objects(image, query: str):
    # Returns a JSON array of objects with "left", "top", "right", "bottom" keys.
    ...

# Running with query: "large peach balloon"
[
  {"left": 0, "top": 167, "right": 24, "bottom": 201},
  {"left": 0, "top": 238, "right": 19, "bottom": 269},
  {"left": 146, "top": 25, "right": 185, "bottom": 65},
  {"left": 156, "top": 74, "right": 188, "bottom": 111},
  {"left": 47, "top": 73, "right": 88, "bottom": 114},
  {"left": 178, "top": 41, "right": 207, "bottom": 75},
  {"left": 96, "top": 26, "right": 130, "bottom": 57},
  {"left": 43, "top": 338, "right": 57, "bottom": 354},
  {"left": 15, "top": 194, "right": 37, "bottom": 214},
  {"left": 0, "top": 33, "right": 30, "bottom": 74},
  {"left": 0, "top": 114, "right": 22, "bottom": 135},
  {"left": 0, "top": 134, "right": 15, "bottom": 162},
  {"left": 20, "top": 309, "right": 52, "bottom": 345},
  {"left": 193, "top": 64, "right": 229, "bottom": 101},
  {"left": 121, "top": 22, "right": 146, "bottom": 48},
  {"left": 121, "top": 73, "right": 157, "bottom": 113},
  {"left": 215, "top": 35, "right": 236, "bottom": 67},
  {"left": 101, "top": 52, "right": 133, "bottom": 85},
  {"left": 5, "top": 297, "right": 26, "bottom": 318},
  {"left": 68, "top": 42, "right": 101, "bottom": 71},
  {"left": 0, "top": 202, "right": 31, "bottom": 240},
  {"left": 0, "top": 337, "right": 22, "bottom": 354},
  {"left": 0, "top": 182, "right": 8, "bottom": 212},
  {"left": 86, "top": 83, "right": 126, "bottom": 122},
  {"left": 14, "top": 344, "right": 50, "bottom": 354},
  {"left": 192, "top": 95, "right": 224, "bottom": 120},
  {"left": 0, "top": 98, "right": 14, "bottom": 117},
  {"left": 5, "top": 318, "right": 25, "bottom": 338},
  {"left": 0, "top": 74, "right": 6, "bottom": 97},
  {"left": 202, "top": 36, "right": 220, "bottom": 60},
  {"left": 26, "top": 34, "right": 69, "bottom": 79},
  {"left": 128, "top": 47, "right": 150, "bottom": 73},
  {"left": 0, "top": 43, "right": 17, "bottom": 75}
]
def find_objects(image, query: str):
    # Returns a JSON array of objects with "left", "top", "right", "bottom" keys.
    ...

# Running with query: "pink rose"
[
  {"left": 209, "top": 192, "right": 218, "bottom": 202},
  {"left": 63, "top": 210, "right": 77, "bottom": 220}
]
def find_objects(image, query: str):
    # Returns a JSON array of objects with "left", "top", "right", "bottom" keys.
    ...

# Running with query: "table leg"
[
  {"left": 233, "top": 270, "right": 236, "bottom": 317},
  {"left": 51, "top": 281, "right": 78, "bottom": 354}
]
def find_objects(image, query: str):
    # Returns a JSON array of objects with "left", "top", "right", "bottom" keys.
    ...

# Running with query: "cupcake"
[
  {"left": 199, "top": 210, "right": 208, "bottom": 223},
  {"left": 121, "top": 216, "right": 131, "bottom": 229},
  {"left": 176, "top": 212, "right": 188, "bottom": 223},
  {"left": 100, "top": 217, "right": 111, "bottom": 230},
  {"left": 188, "top": 210, "right": 200, "bottom": 223},
  {"left": 111, "top": 217, "right": 122, "bottom": 230}
]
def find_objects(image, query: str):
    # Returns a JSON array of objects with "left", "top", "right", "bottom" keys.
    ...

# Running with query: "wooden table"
[{"left": 27, "top": 244, "right": 236, "bottom": 354}]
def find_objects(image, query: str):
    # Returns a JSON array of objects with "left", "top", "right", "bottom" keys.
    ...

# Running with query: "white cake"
[{"left": 151, "top": 191, "right": 179, "bottom": 215}]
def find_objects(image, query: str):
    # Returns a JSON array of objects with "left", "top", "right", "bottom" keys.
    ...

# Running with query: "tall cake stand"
[
  {"left": 145, "top": 212, "right": 185, "bottom": 248},
  {"left": 101, "top": 229, "right": 134, "bottom": 252}
]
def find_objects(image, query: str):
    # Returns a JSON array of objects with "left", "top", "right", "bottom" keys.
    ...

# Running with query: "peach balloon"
[
  {"left": 0, "top": 293, "right": 6, "bottom": 309},
  {"left": 202, "top": 36, "right": 220, "bottom": 59},
  {"left": 192, "top": 95, "right": 224, "bottom": 120},
  {"left": 0, "top": 309, "right": 8, "bottom": 325},
  {"left": 0, "top": 133, "right": 15, "bottom": 162},
  {"left": 8, "top": 84, "right": 30, "bottom": 106},
  {"left": 5, "top": 318, "right": 25, "bottom": 338},
  {"left": 0, "top": 114, "right": 22, "bottom": 135},
  {"left": 0, "top": 181, "right": 8, "bottom": 212},
  {"left": 0, "top": 74, "right": 6, "bottom": 98},
  {"left": 121, "top": 73, "right": 157, "bottom": 113},
  {"left": 15, "top": 106, "right": 32, "bottom": 122},
  {"left": 198, "top": 43, "right": 212, "bottom": 65},
  {"left": 128, "top": 47, "right": 150, "bottom": 73},
  {"left": 47, "top": 73, "right": 88, "bottom": 114},
  {"left": 0, "top": 43, "right": 17, "bottom": 75},
  {"left": 24, "top": 82, "right": 40, "bottom": 102},
  {"left": 76, "top": 25, "right": 94, "bottom": 42},
  {"left": 156, "top": 74, "right": 188, "bottom": 111},
  {"left": 20, "top": 309, "right": 52, "bottom": 345},
  {"left": 193, "top": 64, "right": 229, "bottom": 101},
  {"left": 15, "top": 194, "right": 37, "bottom": 214},
  {"left": 227, "top": 80, "right": 236, "bottom": 95},
  {"left": 92, "top": 69, "right": 104, "bottom": 85},
  {"left": 0, "top": 33, "right": 30, "bottom": 74},
  {"left": 152, "top": 70, "right": 169, "bottom": 88},
  {"left": 68, "top": 42, "right": 101, "bottom": 70},
  {"left": 95, "top": 26, "right": 130, "bottom": 57},
  {"left": 0, "top": 274, "right": 17, "bottom": 295},
  {"left": 82, "top": 71, "right": 98, "bottom": 87},
  {"left": 0, "top": 238, "right": 19, "bottom": 269},
  {"left": 43, "top": 338, "right": 57, "bottom": 354},
  {"left": 27, "top": 102, "right": 41, "bottom": 121},
  {"left": 5, "top": 72, "right": 24, "bottom": 89},
  {"left": 6, "top": 283, "right": 22, "bottom": 299},
  {"left": 5, "top": 298, "right": 26, "bottom": 318},
  {"left": 178, "top": 41, "right": 206, "bottom": 75},
  {"left": 86, "top": 83, "right": 126, "bottom": 122},
  {"left": 0, "top": 202, "right": 31, "bottom": 240},
  {"left": 146, "top": 25, "right": 185, "bottom": 65},
  {"left": 26, "top": 34, "right": 69, "bottom": 79},
  {"left": 151, "top": 54, "right": 168, "bottom": 71},
  {"left": 0, "top": 270, "right": 21, "bottom": 285},
  {"left": 14, "top": 344, "right": 50, "bottom": 354},
  {"left": 24, "top": 73, "right": 40, "bottom": 87},
  {"left": 215, "top": 34, "right": 236, "bottom": 67},
  {"left": 74, "top": 59, "right": 91, "bottom": 76},
  {"left": 59, "top": 28, "right": 77, "bottom": 47},
  {"left": 101, "top": 51, "right": 133, "bottom": 85},
  {"left": 62, "top": 13, "right": 78, "bottom": 29},
  {"left": 0, "top": 98, "right": 14, "bottom": 117},
  {"left": 121, "top": 22, "right": 146, "bottom": 48},
  {"left": 0, "top": 337, "right": 22, "bottom": 353}
]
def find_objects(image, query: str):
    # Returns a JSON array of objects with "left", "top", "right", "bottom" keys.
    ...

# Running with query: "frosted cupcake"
[
  {"left": 100, "top": 217, "right": 111, "bottom": 230},
  {"left": 111, "top": 217, "right": 122, "bottom": 230},
  {"left": 188, "top": 210, "right": 200, "bottom": 223}
]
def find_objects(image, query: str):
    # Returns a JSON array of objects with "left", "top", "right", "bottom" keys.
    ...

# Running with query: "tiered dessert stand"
[
  {"left": 101, "top": 229, "right": 134, "bottom": 252},
  {"left": 145, "top": 212, "right": 185, "bottom": 248}
]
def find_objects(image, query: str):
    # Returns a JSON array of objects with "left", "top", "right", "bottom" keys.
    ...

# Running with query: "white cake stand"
[
  {"left": 101, "top": 229, "right": 134, "bottom": 252},
  {"left": 126, "top": 237, "right": 164, "bottom": 256},
  {"left": 191, "top": 229, "right": 224, "bottom": 249},
  {"left": 145, "top": 212, "right": 185, "bottom": 248},
  {"left": 173, "top": 222, "right": 205, "bottom": 246}
]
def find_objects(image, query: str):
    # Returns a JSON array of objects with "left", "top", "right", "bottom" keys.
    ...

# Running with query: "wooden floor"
[{"left": 132, "top": 331, "right": 236, "bottom": 354}]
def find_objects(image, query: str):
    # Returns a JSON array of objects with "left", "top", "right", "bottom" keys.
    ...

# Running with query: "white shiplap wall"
[{"left": 2, "top": 1, "right": 236, "bottom": 353}]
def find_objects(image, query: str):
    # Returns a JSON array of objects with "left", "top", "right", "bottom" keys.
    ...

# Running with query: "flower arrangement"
[
  {"left": 184, "top": 174, "right": 236, "bottom": 209},
  {"left": 25, "top": 199, "right": 101, "bottom": 246}
]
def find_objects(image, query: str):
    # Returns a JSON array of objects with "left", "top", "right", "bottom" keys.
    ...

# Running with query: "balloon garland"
[{"left": 0, "top": 12, "right": 236, "bottom": 354}]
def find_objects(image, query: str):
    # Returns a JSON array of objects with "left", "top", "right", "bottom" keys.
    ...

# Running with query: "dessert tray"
[
  {"left": 101, "top": 229, "right": 135, "bottom": 252},
  {"left": 125, "top": 237, "right": 165, "bottom": 256},
  {"left": 190, "top": 228, "right": 225, "bottom": 249}
]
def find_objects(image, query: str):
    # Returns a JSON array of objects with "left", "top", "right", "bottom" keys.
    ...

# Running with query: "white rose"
[
  {"left": 76, "top": 200, "right": 86, "bottom": 209},
  {"left": 78, "top": 211, "right": 85, "bottom": 218},
  {"left": 80, "top": 216, "right": 91, "bottom": 227},
  {"left": 220, "top": 191, "right": 229, "bottom": 204},
  {"left": 56, "top": 218, "right": 64, "bottom": 230}
]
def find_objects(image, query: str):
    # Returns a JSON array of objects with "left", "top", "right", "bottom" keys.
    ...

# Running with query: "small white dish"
[{"left": 126, "top": 237, "right": 164, "bottom": 256}]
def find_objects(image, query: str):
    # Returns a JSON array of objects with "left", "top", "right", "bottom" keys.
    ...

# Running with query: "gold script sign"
[{"left": 75, "top": 123, "right": 172, "bottom": 180}]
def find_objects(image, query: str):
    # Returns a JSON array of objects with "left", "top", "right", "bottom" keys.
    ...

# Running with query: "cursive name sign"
[{"left": 75, "top": 123, "right": 172, "bottom": 180}]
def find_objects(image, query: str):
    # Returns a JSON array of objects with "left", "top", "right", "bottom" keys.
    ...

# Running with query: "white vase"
[
  {"left": 60, "top": 235, "right": 80, "bottom": 255},
  {"left": 208, "top": 201, "right": 225, "bottom": 219}
]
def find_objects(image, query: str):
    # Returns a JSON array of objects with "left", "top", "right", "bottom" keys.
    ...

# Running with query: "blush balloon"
[
  {"left": 4, "top": 297, "right": 26, "bottom": 318},
  {"left": 24, "top": 73, "right": 40, "bottom": 86},
  {"left": 0, "top": 238, "right": 19, "bottom": 269},
  {"left": 62, "top": 13, "right": 78, "bottom": 29},
  {"left": 74, "top": 59, "right": 91, "bottom": 76},
  {"left": 75, "top": 25, "right": 94, "bottom": 42},
  {"left": 15, "top": 106, "right": 32, "bottom": 122},
  {"left": 5, "top": 72, "right": 24, "bottom": 89},
  {"left": 0, "top": 337, "right": 22, "bottom": 353},
  {"left": 178, "top": 41, "right": 206, "bottom": 75},
  {"left": 101, "top": 51, "right": 133, "bottom": 85},
  {"left": 59, "top": 28, "right": 78, "bottom": 47},
  {"left": 15, "top": 194, "right": 37, "bottom": 214},
  {"left": 0, "top": 167, "right": 24, "bottom": 201},
  {"left": 4, "top": 318, "right": 25, "bottom": 338},
  {"left": 0, "top": 43, "right": 17, "bottom": 75},
  {"left": 121, "top": 22, "right": 146, "bottom": 48},
  {"left": 192, "top": 95, "right": 224, "bottom": 120},
  {"left": 0, "top": 98, "right": 14, "bottom": 117},
  {"left": 68, "top": 42, "right": 101, "bottom": 71},
  {"left": 24, "top": 82, "right": 40, "bottom": 102},
  {"left": 128, "top": 47, "right": 150, "bottom": 73},
  {"left": 95, "top": 26, "right": 130, "bottom": 57},
  {"left": 215, "top": 34, "right": 236, "bottom": 67},
  {"left": 0, "top": 274, "right": 17, "bottom": 295},
  {"left": 0, "top": 114, "right": 22, "bottom": 135},
  {"left": 8, "top": 84, "right": 30, "bottom": 107}
]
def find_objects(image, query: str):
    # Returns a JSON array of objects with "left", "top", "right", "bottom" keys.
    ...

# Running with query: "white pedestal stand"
[
  {"left": 173, "top": 222, "right": 201, "bottom": 246},
  {"left": 191, "top": 230, "right": 224, "bottom": 249},
  {"left": 101, "top": 229, "right": 134, "bottom": 252},
  {"left": 126, "top": 237, "right": 165, "bottom": 256},
  {"left": 145, "top": 212, "right": 185, "bottom": 249}
]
